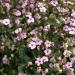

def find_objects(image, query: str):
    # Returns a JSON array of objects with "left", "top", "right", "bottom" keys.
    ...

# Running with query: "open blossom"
[
  {"left": 27, "top": 17, "right": 34, "bottom": 24},
  {"left": 13, "top": 10, "right": 21, "bottom": 16},
  {"left": 43, "top": 24, "right": 50, "bottom": 32},
  {"left": 37, "top": 67, "right": 42, "bottom": 73},
  {"left": 35, "top": 56, "right": 48, "bottom": 66},
  {"left": 56, "top": 7, "right": 68, "bottom": 13},
  {"left": 2, "top": 55, "right": 9, "bottom": 64},
  {"left": 63, "top": 17, "right": 70, "bottom": 24},
  {"left": 71, "top": 12, "right": 75, "bottom": 18},
  {"left": 64, "top": 1, "right": 74, "bottom": 5},
  {"left": 44, "top": 49, "right": 51, "bottom": 56},
  {"left": 18, "top": 72, "right": 26, "bottom": 75},
  {"left": 41, "top": 56, "right": 48, "bottom": 62},
  {"left": 20, "top": 32, "right": 27, "bottom": 39},
  {"left": 16, "top": 32, "right": 27, "bottom": 40},
  {"left": 39, "top": 7, "right": 47, "bottom": 13},
  {"left": 28, "top": 41, "right": 36, "bottom": 49},
  {"left": 37, "top": 2, "right": 44, "bottom": 8},
  {"left": 2, "top": 19, "right": 10, "bottom": 25},
  {"left": 35, "top": 57, "right": 43, "bottom": 66},
  {"left": 44, "top": 40, "right": 51, "bottom": 48},
  {"left": 32, "top": 37, "right": 43, "bottom": 46},
  {"left": 21, "top": 0, "right": 28, "bottom": 8},
  {"left": 34, "top": 13, "right": 41, "bottom": 19},
  {"left": 63, "top": 25, "right": 70, "bottom": 31},
  {"left": 71, "top": 57, "right": 75, "bottom": 63},
  {"left": 70, "top": 19, "right": 75, "bottom": 26},
  {"left": 15, "top": 18, "right": 20, "bottom": 25},
  {"left": 30, "top": 29, "right": 37, "bottom": 35},
  {"left": 63, "top": 62, "right": 72, "bottom": 69},
  {"left": 4, "top": 3, "right": 11, "bottom": 10},
  {"left": 63, "top": 50, "right": 72, "bottom": 57},
  {"left": 37, "top": 2, "right": 46, "bottom": 13},
  {"left": 69, "top": 30, "right": 75, "bottom": 35},
  {"left": 25, "top": 12, "right": 32, "bottom": 18},
  {"left": 45, "top": 68, "right": 48, "bottom": 73},
  {"left": 50, "top": 0, "right": 58, "bottom": 6},
  {"left": 14, "top": 28, "right": 22, "bottom": 34}
]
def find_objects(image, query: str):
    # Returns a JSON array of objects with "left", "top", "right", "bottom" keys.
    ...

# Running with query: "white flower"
[{"left": 2, "top": 19, "right": 10, "bottom": 25}]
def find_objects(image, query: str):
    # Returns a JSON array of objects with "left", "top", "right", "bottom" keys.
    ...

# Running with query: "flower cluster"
[{"left": 0, "top": 0, "right": 75, "bottom": 75}]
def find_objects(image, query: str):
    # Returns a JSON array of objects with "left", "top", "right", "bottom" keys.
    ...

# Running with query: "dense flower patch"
[{"left": 0, "top": 0, "right": 75, "bottom": 75}]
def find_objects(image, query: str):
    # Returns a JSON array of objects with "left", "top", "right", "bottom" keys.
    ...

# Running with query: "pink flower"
[
  {"left": 25, "top": 12, "right": 32, "bottom": 18},
  {"left": 2, "top": 19, "right": 10, "bottom": 25},
  {"left": 27, "top": 17, "right": 34, "bottom": 24},
  {"left": 5, "top": 3, "right": 11, "bottom": 10},
  {"left": 63, "top": 50, "right": 72, "bottom": 57},
  {"left": 63, "top": 62, "right": 72, "bottom": 69},
  {"left": 28, "top": 61, "right": 32, "bottom": 66},
  {"left": 43, "top": 24, "right": 50, "bottom": 32},
  {"left": 50, "top": 0, "right": 58, "bottom": 6},
  {"left": 18, "top": 72, "right": 25, "bottom": 75},
  {"left": 21, "top": 0, "right": 28, "bottom": 8},
  {"left": 44, "top": 49, "right": 51, "bottom": 56},
  {"left": 41, "top": 56, "right": 48, "bottom": 62},
  {"left": 71, "top": 12, "right": 75, "bottom": 18},
  {"left": 28, "top": 41, "right": 36, "bottom": 49},
  {"left": 35, "top": 57, "right": 43, "bottom": 66},
  {"left": 15, "top": 28, "right": 22, "bottom": 34},
  {"left": 70, "top": 19, "right": 75, "bottom": 26},
  {"left": 2, "top": 55, "right": 9, "bottom": 64},
  {"left": 69, "top": 30, "right": 75, "bottom": 35},
  {"left": 63, "top": 25, "right": 70, "bottom": 31},
  {"left": 64, "top": 1, "right": 74, "bottom": 5},
  {"left": 34, "top": 13, "right": 41, "bottom": 19},
  {"left": 39, "top": 7, "right": 47, "bottom": 13},
  {"left": 45, "top": 68, "right": 48, "bottom": 73},
  {"left": 20, "top": 32, "right": 27, "bottom": 39},
  {"left": 30, "top": 29, "right": 37, "bottom": 35},
  {"left": 35, "top": 60, "right": 41, "bottom": 66},
  {"left": 37, "top": 67, "right": 42, "bottom": 72},
  {"left": 16, "top": 32, "right": 27, "bottom": 40},
  {"left": 63, "top": 17, "right": 70, "bottom": 24},
  {"left": 44, "top": 40, "right": 51, "bottom": 48},
  {"left": 71, "top": 57, "right": 75, "bottom": 63},
  {"left": 37, "top": 2, "right": 44, "bottom": 8},
  {"left": 13, "top": 10, "right": 21, "bottom": 16},
  {"left": 15, "top": 18, "right": 20, "bottom": 25},
  {"left": 32, "top": 37, "right": 42, "bottom": 46}
]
